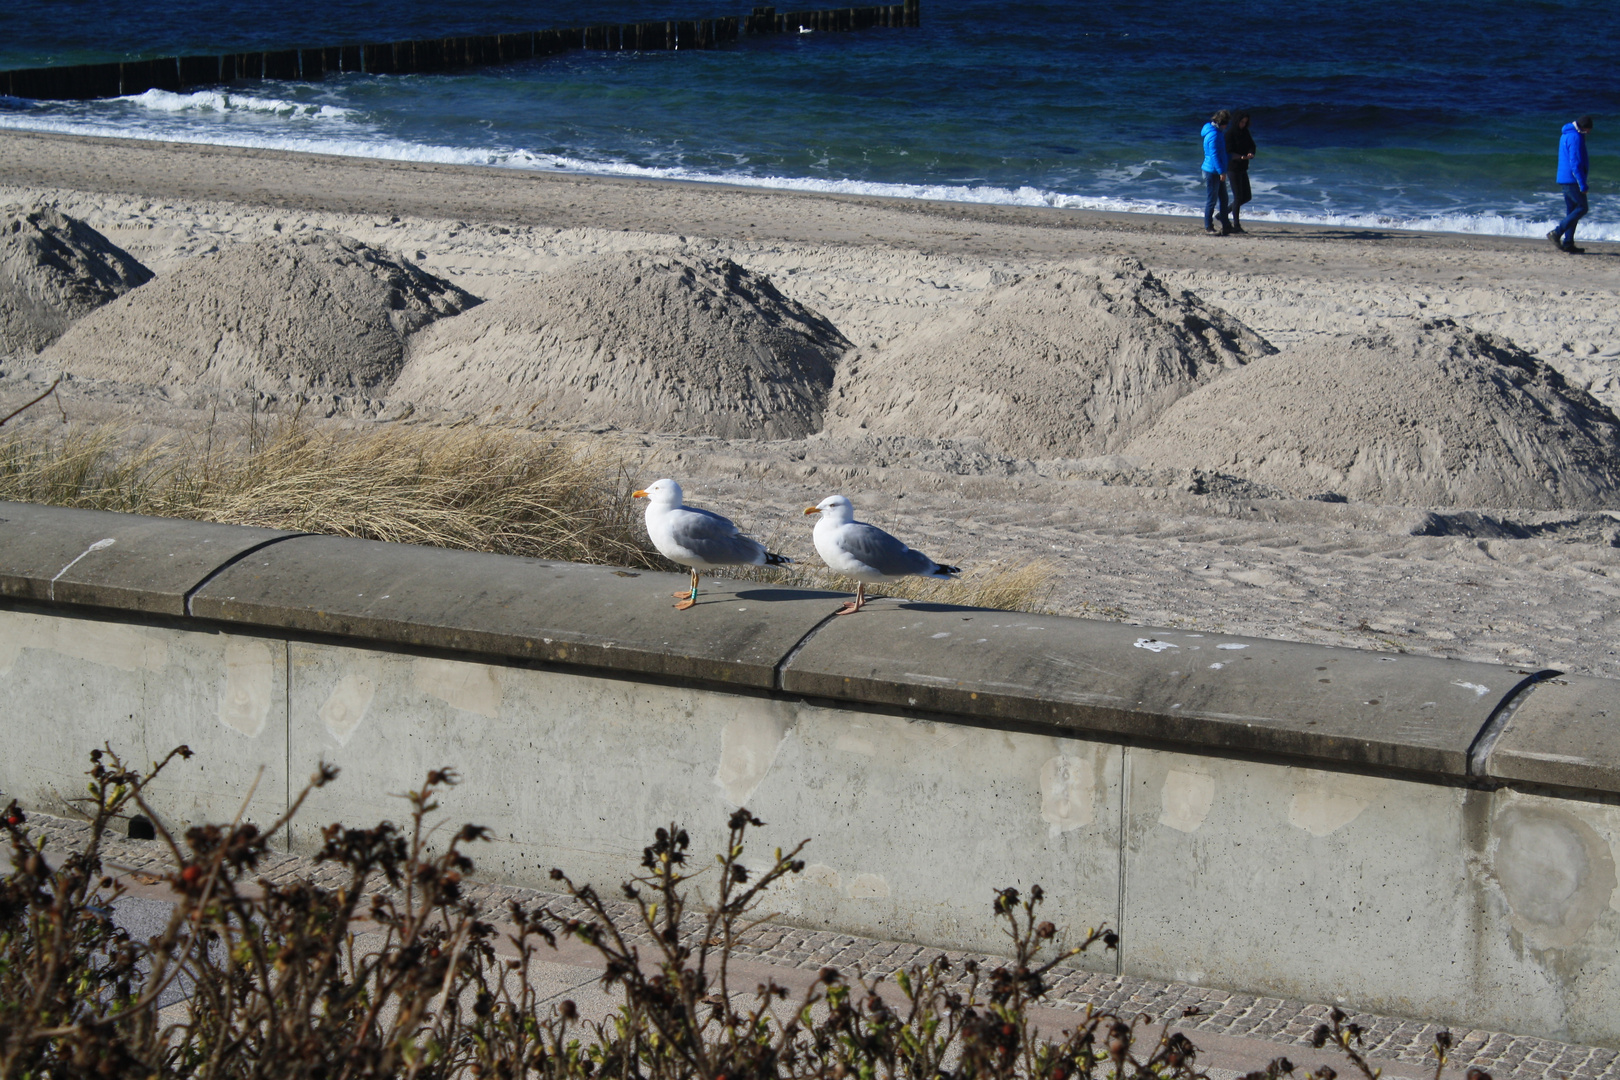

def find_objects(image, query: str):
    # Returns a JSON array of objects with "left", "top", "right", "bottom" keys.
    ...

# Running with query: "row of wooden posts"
[{"left": 0, "top": 1, "right": 920, "bottom": 102}]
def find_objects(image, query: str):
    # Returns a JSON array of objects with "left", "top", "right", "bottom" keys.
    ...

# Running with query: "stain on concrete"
[
  {"left": 715, "top": 709, "right": 794, "bottom": 806},
  {"left": 1041, "top": 752, "right": 1096, "bottom": 836},
  {"left": 792, "top": 862, "right": 888, "bottom": 900},
  {"left": 319, "top": 671, "right": 377, "bottom": 746},
  {"left": 1288, "top": 781, "right": 1369, "bottom": 837},
  {"left": 1492, "top": 802, "right": 1617, "bottom": 950},
  {"left": 411, "top": 657, "right": 503, "bottom": 718},
  {"left": 896, "top": 718, "right": 970, "bottom": 751},
  {"left": 801, "top": 863, "right": 841, "bottom": 891},
  {"left": 0, "top": 616, "right": 21, "bottom": 676},
  {"left": 220, "top": 637, "right": 275, "bottom": 738},
  {"left": 1159, "top": 769, "right": 1215, "bottom": 833},
  {"left": 48, "top": 537, "right": 115, "bottom": 600},
  {"left": 66, "top": 621, "right": 170, "bottom": 673},
  {"left": 848, "top": 873, "right": 891, "bottom": 899},
  {"left": 836, "top": 730, "right": 877, "bottom": 755},
  {"left": 0, "top": 611, "right": 169, "bottom": 674},
  {"left": 1599, "top": 806, "right": 1620, "bottom": 914}
]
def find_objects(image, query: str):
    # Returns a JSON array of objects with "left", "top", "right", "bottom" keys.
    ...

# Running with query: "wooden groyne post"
[{"left": 0, "top": 0, "right": 920, "bottom": 102}]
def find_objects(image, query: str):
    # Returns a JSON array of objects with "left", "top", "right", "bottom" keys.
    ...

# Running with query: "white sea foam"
[
  {"left": 0, "top": 110, "right": 563, "bottom": 170},
  {"left": 125, "top": 88, "right": 355, "bottom": 120},
  {"left": 0, "top": 109, "right": 1612, "bottom": 242}
]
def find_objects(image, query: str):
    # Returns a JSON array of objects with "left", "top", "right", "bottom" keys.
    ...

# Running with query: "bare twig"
[
  {"left": 4, "top": 748, "right": 1499, "bottom": 1080},
  {"left": 0, "top": 376, "right": 63, "bottom": 428}
]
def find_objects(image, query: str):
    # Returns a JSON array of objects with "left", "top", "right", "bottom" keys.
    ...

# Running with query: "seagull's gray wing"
[
  {"left": 669, "top": 506, "right": 767, "bottom": 565},
  {"left": 841, "top": 522, "right": 939, "bottom": 576}
]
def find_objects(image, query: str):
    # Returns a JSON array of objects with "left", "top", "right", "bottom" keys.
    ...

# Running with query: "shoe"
[
  {"left": 1548, "top": 228, "right": 1563, "bottom": 248},
  {"left": 1230, "top": 223, "right": 1247, "bottom": 234},
  {"left": 1204, "top": 226, "right": 1218, "bottom": 234},
  {"left": 1563, "top": 245, "right": 1586, "bottom": 254}
]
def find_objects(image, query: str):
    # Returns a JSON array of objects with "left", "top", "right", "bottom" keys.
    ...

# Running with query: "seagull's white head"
[
  {"left": 804, "top": 494, "right": 855, "bottom": 524},
  {"left": 632, "top": 478, "right": 684, "bottom": 508}
]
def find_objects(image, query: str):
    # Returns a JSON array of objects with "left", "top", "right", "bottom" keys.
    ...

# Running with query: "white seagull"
[
  {"left": 804, "top": 494, "right": 960, "bottom": 615},
  {"left": 633, "top": 479, "right": 792, "bottom": 610}
]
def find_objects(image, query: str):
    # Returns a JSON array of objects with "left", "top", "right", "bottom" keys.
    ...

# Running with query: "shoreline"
[{"left": 1, "top": 129, "right": 1610, "bottom": 268}]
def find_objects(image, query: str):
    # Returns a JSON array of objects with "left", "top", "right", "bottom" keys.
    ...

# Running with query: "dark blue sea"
[{"left": 1, "top": 0, "right": 1615, "bottom": 239}]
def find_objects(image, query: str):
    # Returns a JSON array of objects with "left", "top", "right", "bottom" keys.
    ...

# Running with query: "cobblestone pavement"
[{"left": 19, "top": 813, "right": 1620, "bottom": 1080}]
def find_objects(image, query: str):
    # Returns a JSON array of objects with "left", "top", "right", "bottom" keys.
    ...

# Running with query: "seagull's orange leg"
[
  {"left": 834, "top": 581, "right": 865, "bottom": 616},
  {"left": 675, "top": 568, "right": 700, "bottom": 610}
]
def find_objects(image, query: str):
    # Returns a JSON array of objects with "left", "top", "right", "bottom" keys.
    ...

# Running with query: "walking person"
[
  {"left": 1201, "top": 109, "right": 1232, "bottom": 235},
  {"left": 1548, "top": 115, "right": 1593, "bottom": 254},
  {"left": 1227, "top": 111, "right": 1256, "bottom": 233}
]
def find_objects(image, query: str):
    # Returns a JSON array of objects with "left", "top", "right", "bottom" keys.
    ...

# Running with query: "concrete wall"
[{"left": 3, "top": 500, "right": 1620, "bottom": 1045}]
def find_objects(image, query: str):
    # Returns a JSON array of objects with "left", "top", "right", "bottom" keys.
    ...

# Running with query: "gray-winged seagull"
[
  {"left": 633, "top": 479, "right": 792, "bottom": 610},
  {"left": 804, "top": 493, "right": 960, "bottom": 615}
]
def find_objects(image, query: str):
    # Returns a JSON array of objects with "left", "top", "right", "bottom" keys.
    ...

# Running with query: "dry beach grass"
[
  {"left": 0, "top": 414, "right": 1061, "bottom": 612},
  {"left": 0, "top": 417, "right": 655, "bottom": 567}
]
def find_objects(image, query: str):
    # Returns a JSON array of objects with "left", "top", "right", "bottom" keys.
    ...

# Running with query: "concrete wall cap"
[
  {"left": 189, "top": 533, "right": 840, "bottom": 688},
  {"left": 780, "top": 599, "right": 1534, "bottom": 779},
  {"left": 1485, "top": 674, "right": 1620, "bottom": 792},
  {"left": 12, "top": 503, "right": 1594, "bottom": 782},
  {"left": 0, "top": 500, "right": 294, "bottom": 616}
]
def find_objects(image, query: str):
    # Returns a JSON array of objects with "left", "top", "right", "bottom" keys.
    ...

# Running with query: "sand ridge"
[
  {"left": 1126, "top": 321, "right": 1620, "bottom": 510},
  {"left": 39, "top": 232, "right": 476, "bottom": 395},
  {"left": 0, "top": 204, "right": 151, "bottom": 357},
  {"left": 393, "top": 252, "right": 849, "bottom": 439},
  {"left": 826, "top": 258, "right": 1274, "bottom": 456}
]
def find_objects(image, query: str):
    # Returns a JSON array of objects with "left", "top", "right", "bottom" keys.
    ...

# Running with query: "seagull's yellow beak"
[
  {"left": 632, "top": 490, "right": 648, "bottom": 499},
  {"left": 803, "top": 506, "right": 820, "bottom": 515}
]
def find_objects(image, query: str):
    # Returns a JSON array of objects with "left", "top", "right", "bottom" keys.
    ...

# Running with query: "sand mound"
[
  {"left": 1124, "top": 321, "right": 1620, "bottom": 509},
  {"left": 390, "top": 253, "right": 849, "bottom": 438},
  {"left": 824, "top": 258, "right": 1273, "bottom": 457},
  {"left": 40, "top": 234, "right": 475, "bottom": 391},
  {"left": 0, "top": 206, "right": 152, "bottom": 357}
]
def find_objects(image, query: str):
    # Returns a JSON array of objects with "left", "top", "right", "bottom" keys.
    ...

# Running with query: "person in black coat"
[{"left": 1227, "top": 111, "right": 1256, "bottom": 233}]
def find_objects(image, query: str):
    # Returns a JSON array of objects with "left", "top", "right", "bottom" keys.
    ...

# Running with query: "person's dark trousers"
[
  {"left": 1203, "top": 170, "right": 1230, "bottom": 231},
  {"left": 1554, "top": 183, "right": 1588, "bottom": 248},
  {"left": 1230, "top": 167, "right": 1251, "bottom": 227}
]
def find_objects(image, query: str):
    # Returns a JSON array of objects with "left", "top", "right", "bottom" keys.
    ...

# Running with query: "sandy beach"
[{"left": 3, "top": 129, "right": 1620, "bottom": 678}]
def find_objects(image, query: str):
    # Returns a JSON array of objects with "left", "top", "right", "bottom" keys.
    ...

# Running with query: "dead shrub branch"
[{"left": 1, "top": 748, "right": 1486, "bottom": 1080}]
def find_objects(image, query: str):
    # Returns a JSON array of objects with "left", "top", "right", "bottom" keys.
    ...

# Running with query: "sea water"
[{"left": 1, "top": 0, "right": 1615, "bottom": 239}]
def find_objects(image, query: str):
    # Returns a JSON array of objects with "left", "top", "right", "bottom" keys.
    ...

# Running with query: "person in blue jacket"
[
  {"left": 1201, "top": 110, "right": 1232, "bottom": 235},
  {"left": 1548, "top": 115, "right": 1594, "bottom": 254}
]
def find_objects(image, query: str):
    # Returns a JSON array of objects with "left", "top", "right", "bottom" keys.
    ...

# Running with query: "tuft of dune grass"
[
  {"left": 0, "top": 417, "right": 1055, "bottom": 614},
  {"left": 0, "top": 418, "right": 659, "bottom": 568}
]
